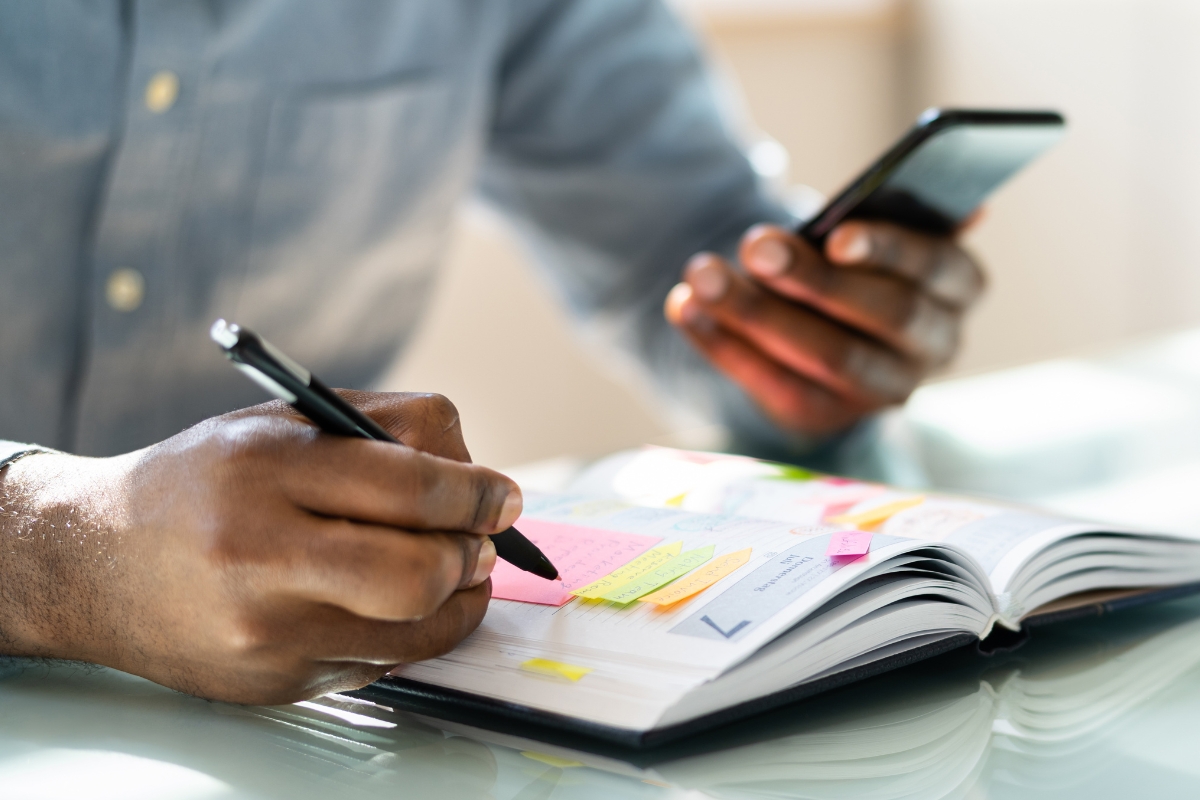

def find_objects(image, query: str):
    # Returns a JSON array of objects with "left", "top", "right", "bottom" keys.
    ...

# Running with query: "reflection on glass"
[{"left": 5, "top": 597, "right": 1200, "bottom": 798}]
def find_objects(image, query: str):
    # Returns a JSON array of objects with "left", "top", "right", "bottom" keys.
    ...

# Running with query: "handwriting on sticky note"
[
  {"left": 828, "top": 496, "right": 924, "bottom": 529},
  {"left": 639, "top": 548, "right": 753, "bottom": 606},
  {"left": 489, "top": 519, "right": 661, "bottom": 605},
  {"left": 520, "top": 658, "right": 594, "bottom": 682},
  {"left": 572, "top": 541, "right": 683, "bottom": 599},
  {"left": 826, "top": 530, "right": 873, "bottom": 558},
  {"left": 601, "top": 546, "right": 715, "bottom": 604}
]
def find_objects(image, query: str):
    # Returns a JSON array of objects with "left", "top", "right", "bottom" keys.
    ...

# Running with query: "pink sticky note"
[
  {"left": 489, "top": 518, "right": 662, "bottom": 606},
  {"left": 826, "top": 530, "right": 873, "bottom": 558}
]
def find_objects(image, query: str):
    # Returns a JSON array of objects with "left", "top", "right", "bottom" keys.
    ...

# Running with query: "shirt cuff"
[{"left": 0, "top": 442, "right": 51, "bottom": 472}]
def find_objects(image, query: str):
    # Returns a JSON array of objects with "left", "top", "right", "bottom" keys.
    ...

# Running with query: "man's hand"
[
  {"left": 665, "top": 221, "right": 985, "bottom": 436},
  {"left": 0, "top": 392, "right": 519, "bottom": 705}
]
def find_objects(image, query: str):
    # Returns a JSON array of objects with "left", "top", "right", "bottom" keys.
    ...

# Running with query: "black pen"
[{"left": 210, "top": 319, "right": 559, "bottom": 581}]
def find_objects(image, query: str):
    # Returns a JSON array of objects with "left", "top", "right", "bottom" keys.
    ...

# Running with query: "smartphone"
[{"left": 799, "top": 108, "right": 1066, "bottom": 246}]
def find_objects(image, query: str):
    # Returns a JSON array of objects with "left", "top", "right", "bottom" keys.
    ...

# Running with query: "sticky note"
[
  {"left": 490, "top": 519, "right": 662, "bottom": 606},
  {"left": 828, "top": 495, "right": 924, "bottom": 529},
  {"left": 639, "top": 547, "right": 753, "bottom": 606},
  {"left": 572, "top": 541, "right": 683, "bottom": 599},
  {"left": 521, "top": 752, "right": 584, "bottom": 769},
  {"left": 520, "top": 658, "right": 593, "bottom": 681},
  {"left": 826, "top": 530, "right": 873, "bottom": 558},
  {"left": 600, "top": 546, "right": 715, "bottom": 604}
]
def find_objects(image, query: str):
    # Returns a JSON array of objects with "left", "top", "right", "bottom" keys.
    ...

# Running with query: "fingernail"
[
  {"left": 746, "top": 238, "right": 791, "bottom": 276},
  {"left": 830, "top": 226, "right": 871, "bottom": 264},
  {"left": 688, "top": 257, "right": 728, "bottom": 301},
  {"left": 665, "top": 282, "right": 693, "bottom": 325},
  {"left": 468, "top": 537, "right": 496, "bottom": 588},
  {"left": 496, "top": 488, "right": 523, "bottom": 532}
]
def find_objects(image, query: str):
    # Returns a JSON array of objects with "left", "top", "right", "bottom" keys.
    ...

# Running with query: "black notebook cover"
[{"left": 350, "top": 581, "right": 1200, "bottom": 749}]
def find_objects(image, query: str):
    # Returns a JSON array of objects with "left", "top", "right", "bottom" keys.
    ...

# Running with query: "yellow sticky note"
[
  {"left": 600, "top": 546, "right": 715, "bottom": 604},
  {"left": 638, "top": 547, "right": 753, "bottom": 606},
  {"left": 521, "top": 752, "right": 584, "bottom": 768},
  {"left": 520, "top": 658, "right": 593, "bottom": 682},
  {"left": 829, "top": 496, "right": 924, "bottom": 529},
  {"left": 572, "top": 541, "right": 683, "bottom": 598}
]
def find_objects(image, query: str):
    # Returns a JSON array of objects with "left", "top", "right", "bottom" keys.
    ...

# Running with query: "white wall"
[{"left": 911, "top": 0, "right": 1200, "bottom": 374}]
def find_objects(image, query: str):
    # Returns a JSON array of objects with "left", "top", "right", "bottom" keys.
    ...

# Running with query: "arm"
[
  {"left": 481, "top": 0, "right": 982, "bottom": 474},
  {"left": 0, "top": 393, "right": 518, "bottom": 703}
]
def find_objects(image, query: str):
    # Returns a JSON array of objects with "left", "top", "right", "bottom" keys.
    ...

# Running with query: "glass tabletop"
[{"left": 5, "top": 592, "right": 1200, "bottom": 799}]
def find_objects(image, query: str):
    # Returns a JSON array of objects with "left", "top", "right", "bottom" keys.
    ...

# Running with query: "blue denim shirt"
[{"left": 0, "top": 0, "right": 820, "bottom": 463}]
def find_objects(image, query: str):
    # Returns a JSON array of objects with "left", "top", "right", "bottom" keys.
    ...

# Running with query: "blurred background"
[{"left": 383, "top": 0, "right": 1200, "bottom": 475}]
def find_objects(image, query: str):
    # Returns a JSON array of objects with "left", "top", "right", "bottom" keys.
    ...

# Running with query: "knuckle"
[
  {"left": 223, "top": 614, "right": 274, "bottom": 656},
  {"left": 421, "top": 393, "right": 461, "bottom": 432},
  {"left": 843, "top": 343, "right": 914, "bottom": 401},
  {"left": 880, "top": 283, "right": 919, "bottom": 331},
  {"left": 468, "top": 470, "right": 495, "bottom": 530}
]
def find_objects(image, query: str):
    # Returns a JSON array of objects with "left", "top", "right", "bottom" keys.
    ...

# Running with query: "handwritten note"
[
  {"left": 639, "top": 547, "right": 753, "bottom": 606},
  {"left": 489, "top": 519, "right": 661, "bottom": 606},
  {"left": 826, "top": 530, "right": 873, "bottom": 558},
  {"left": 572, "top": 542, "right": 683, "bottom": 599},
  {"left": 601, "top": 546, "right": 715, "bottom": 604}
]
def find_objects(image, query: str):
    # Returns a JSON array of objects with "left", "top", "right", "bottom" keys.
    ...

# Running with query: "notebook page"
[
  {"left": 571, "top": 447, "right": 1120, "bottom": 594},
  {"left": 394, "top": 494, "right": 950, "bottom": 729}
]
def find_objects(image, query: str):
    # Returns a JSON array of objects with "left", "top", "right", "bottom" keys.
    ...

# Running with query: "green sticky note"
[
  {"left": 600, "top": 546, "right": 715, "bottom": 604},
  {"left": 767, "top": 462, "right": 819, "bottom": 482},
  {"left": 572, "top": 542, "right": 682, "bottom": 599}
]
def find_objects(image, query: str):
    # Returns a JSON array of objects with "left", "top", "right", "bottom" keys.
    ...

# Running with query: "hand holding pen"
[
  {"left": 210, "top": 319, "right": 559, "bottom": 581},
  {"left": 0, "top": 355, "right": 527, "bottom": 706}
]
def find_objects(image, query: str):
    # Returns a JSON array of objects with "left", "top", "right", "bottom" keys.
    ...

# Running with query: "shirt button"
[
  {"left": 144, "top": 71, "right": 180, "bottom": 113},
  {"left": 106, "top": 268, "right": 145, "bottom": 312}
]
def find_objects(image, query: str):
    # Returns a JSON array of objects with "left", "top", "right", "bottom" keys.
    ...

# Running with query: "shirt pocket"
[{"left": 240, "top": 77, "right": 470, "bottom": 370}]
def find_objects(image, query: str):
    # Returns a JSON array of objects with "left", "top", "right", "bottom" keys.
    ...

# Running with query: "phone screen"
[{"left": 801, "top": 110, "right": 1065, "bottom": 243}]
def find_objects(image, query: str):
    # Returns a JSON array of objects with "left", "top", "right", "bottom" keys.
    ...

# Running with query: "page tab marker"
[
  {"left": 600, "top": 545, "right": 716, "bottom": 604},
  {"left": 520, "top": 658, "right": 593, "bottom": 682},
  {"left": 826, "top": 531, "right": 873, "bottom": 558},
  {"left": 639, "top": 547, "right": 753, "bottom": 606},
  {"left": 572, "top": 541, "right": 683, "bottom": 599},
  {"left": 828, "top": 496, "right": 924, "bottom": 529}
]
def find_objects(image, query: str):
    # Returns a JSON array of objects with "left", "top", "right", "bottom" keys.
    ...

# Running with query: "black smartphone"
[{"left": 799, "top": 108, "right": 1066, "bottom": 246}]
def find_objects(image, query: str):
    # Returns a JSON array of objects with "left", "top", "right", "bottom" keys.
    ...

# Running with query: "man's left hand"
[{"left": 665, "top": 221, "right": 985, "bottom": 437}]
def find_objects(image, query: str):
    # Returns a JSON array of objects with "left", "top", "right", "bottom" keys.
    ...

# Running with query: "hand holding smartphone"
[{"left": 666, "top": 108, "right": 1064, "bottom": 440}]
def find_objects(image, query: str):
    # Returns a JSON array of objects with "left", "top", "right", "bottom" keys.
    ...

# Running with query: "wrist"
[{"left": 0, "top": 452, "right": 127, "bottom": 660}]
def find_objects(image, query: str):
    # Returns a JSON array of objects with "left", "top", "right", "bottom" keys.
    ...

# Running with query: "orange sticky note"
[
  {"left": 828, "top": 495, "right": 924, "bottom": 529},
  {"left": 638, "top": 547, "right": 753, "bottom": 606},
  {"left": 490, "top": 519, "right": 661, "bottom": 606},
  {"left": 826, "top": 531, "right": 873, "bottom": 558}
]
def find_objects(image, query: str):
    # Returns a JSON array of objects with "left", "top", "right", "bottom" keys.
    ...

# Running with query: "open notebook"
[{"left": 364, "top": 446, "right": 1200, "bottom": 745}]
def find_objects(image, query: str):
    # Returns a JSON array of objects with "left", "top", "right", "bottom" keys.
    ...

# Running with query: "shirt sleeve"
[{"left": 479, "top": 0, "right": 882, "bottom": 473}]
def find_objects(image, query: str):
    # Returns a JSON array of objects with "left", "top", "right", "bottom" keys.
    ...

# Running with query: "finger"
[
  {"left": 259, "top": 424, "right": 522, "bottom": 534},
  {"left": 200, "top": 582, "right": 488, "bottom": 703},
  {"left": 740, "top": 225, "right": 961, "bottom": 364},
  {"left": 825, "top": 221, "right": 986, "bottom": 308},
  {"left": 677, "top": 255, "right": 920, "bottom": 404},
  {"left": 958, "top": 206, "right": 986, "bottom": 233},
  {"left": 284, "top": 581, "right": 491, "bottom": 665},
  {"left": 667, "top": 285, "right": 870, "bottom": 435},
  {"left": 244, "top": 515, "right": 495, "bottom": 621},
  {"left": 333, "top": 390, "right": 472, "bottom": 463}
]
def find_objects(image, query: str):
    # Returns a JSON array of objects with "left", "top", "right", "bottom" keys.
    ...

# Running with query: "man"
[{"left": 0, "top": 1, "right": 982, "bottom": 704}]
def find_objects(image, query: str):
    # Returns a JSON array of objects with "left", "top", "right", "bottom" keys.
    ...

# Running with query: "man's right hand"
[{"left": 0, "top": 392, "right": 520, "bottom": 705}]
